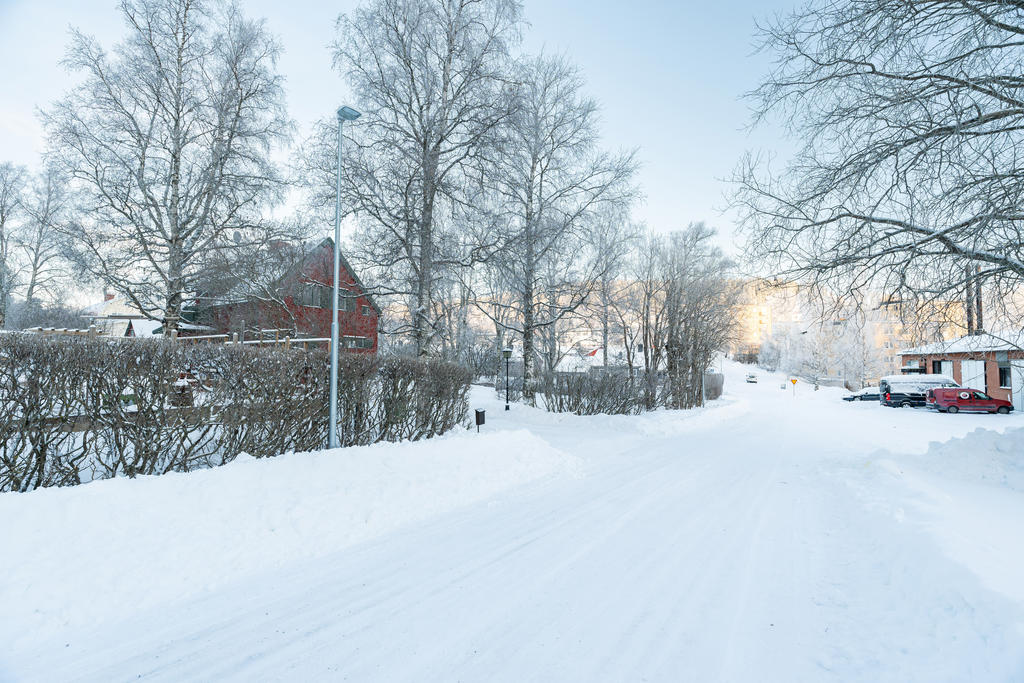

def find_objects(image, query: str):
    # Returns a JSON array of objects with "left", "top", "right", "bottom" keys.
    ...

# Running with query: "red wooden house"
[{"left": 198, "top": 238, "right": 380, "bottom": 352}]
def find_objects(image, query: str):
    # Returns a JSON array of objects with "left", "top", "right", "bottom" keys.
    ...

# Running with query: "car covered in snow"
[
  {"left": 878, "top": 374, "right": 959, "bottom": 408},
  {"left": 745, "top": 373, "right": 758, "bottom": 383},
  {"left": 842, "top": 386, "right": 880, "bottom": 402},
  {"left": 925, "top": 387, "right": 1013, "bottom": 414}
]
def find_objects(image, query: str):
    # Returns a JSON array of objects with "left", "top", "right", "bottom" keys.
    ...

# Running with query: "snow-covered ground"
[{"left": 3, "top": 361, "right": 1024, "bottom": 681}]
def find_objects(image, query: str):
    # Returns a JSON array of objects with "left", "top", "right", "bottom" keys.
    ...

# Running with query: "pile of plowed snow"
[
  {"left": 859, "top": 426, "right": 1024, "bottom": 604},
  {"left": 0, "top": 427, "right": 578, "bottom": 649},
  {"left": 901, "top": 426, "right": 1024, "bottom": 491}
]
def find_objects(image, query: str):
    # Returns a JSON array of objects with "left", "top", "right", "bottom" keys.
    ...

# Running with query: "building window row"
[
  {"left": 343, "top": 336, "right": 373, "bottom": 349},
  {"left": 295, "top": 282, "right": 359, "bottom": 312}
]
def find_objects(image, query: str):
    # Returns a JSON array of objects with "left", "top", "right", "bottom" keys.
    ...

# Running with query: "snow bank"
[
  {"left": 903, "top": 426, "right": 1024, "bottom": 492},
  {"left": 0, "top": 427, "right": 579, "bottom": 650},
  {"left": 860, "top": 427, "right": 1024, "bottom": 605}
]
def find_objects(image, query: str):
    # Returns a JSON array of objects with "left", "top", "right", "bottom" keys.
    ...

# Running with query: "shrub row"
[
  {"left": 538, "top": 370, "right": 723, "bottom": 416},
  {"left": 538, "top": 372, "right": 648, "bottom": 416},
  {"left": 0, "top": 335, "right": 471, "bottom": 492}
]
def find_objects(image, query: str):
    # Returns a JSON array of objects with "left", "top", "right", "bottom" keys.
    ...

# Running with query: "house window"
[
  {"left": 361, "top": 305, "right": 371, "bottom": 316},
  {"left": 296, "top": 282, "right": 327, "bottom": 308},
  {"left": 999, "top": 365, "right": 1012, "bottom": 388},
  {"left": 931, "top": 360, "right": 943, "bottom": 374},
  {"left": 343, "top": 335, "right": 372, "bottom": 349}
]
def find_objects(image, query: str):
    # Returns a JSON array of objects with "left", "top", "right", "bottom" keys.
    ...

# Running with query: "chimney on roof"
[{"left": 104, "top": 290, "right": 114, "bottom": 302}]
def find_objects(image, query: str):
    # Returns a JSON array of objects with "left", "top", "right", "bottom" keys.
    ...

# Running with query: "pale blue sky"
[{"left": 0, "top": 0, "right": 795, "bottom": 251}]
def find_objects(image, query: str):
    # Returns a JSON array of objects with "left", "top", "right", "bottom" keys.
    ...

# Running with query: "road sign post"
[{"left": 790, "top": 378, "right": 797, "bottom": 397}]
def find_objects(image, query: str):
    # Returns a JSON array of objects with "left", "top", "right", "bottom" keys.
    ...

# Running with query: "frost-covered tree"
[
  {"left": 16, "top": 166, "right": 75, "bottom": 307},
  {"left": 0, "top": 163, "right": 27, "bottom": 327},
  {"left": 44, "top": 0, "right": 290, "bottom": 333},
  {"left": 661, "top": 224, "right": 739, "bottom": 409},
  {"left": 735, "top": 0, "right": 1024, "bottom": 328},
  {"left": 304, "top": 0, "right": 522, "bottom": 355},
  {"left": 481, "top": 55, "right": 637, "bottom": 399}
]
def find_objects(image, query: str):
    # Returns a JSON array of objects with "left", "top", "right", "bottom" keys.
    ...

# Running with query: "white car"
[{"left": 745, "top": 373, "right": 758, "bottom": 383}]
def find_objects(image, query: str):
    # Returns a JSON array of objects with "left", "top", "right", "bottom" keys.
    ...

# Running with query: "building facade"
[
  {"left": 200, "top": 239, "right": 380, "bottom": 352},
  {"left": 899, "top": 333, "right": 1024, "bottom": 410}
]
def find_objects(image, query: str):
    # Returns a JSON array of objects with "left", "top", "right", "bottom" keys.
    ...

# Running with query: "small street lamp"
[
  {"left": 503, "top": 347, "right": 512, "bottom": 411},
  {"left": 329, "top": 105, "right": 361, "bottom": 450}
]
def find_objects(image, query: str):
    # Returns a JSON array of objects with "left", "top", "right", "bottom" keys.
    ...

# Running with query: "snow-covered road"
[{"left": 5, "top": 365, "right": 1024, "bottom": 681}]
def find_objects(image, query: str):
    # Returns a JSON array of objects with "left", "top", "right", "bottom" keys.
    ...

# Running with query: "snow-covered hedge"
[
  {"left": 539, "top": 372, "right": 648, "bottom": 415},
  {"left": 0, "top": 335, "right": 471, "bottom": 492},
  {"left": 538, "top": 370, "right": 723, "bottom": 416}
]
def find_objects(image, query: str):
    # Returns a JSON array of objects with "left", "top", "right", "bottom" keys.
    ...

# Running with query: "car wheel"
[
  {"left": 947, "top": 405, "right": 959, "bottom": 414},
  {"left": 998, "top": 406, "right": 1010, "bottom": 414},
  {"left": 900, "top": 401, "right": 912, "bottom": 408}
]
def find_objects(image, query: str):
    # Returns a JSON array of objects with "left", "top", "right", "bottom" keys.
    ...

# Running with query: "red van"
[{"left": 926, "top": 387, "right": 1014, "bottom": 414}]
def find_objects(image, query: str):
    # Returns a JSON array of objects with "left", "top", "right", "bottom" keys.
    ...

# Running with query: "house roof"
[
  {"left": 128, "top": 319, "right": 164, "bottom": 337},
  {"left": 203, "top": 237, "right": 381, "bottom": 316},
  {"left": 899, "top": 331, "right": 1024, "bottom": 356},
  {"left": 83, "top": 295, "right": 148, "bottom": 319}
]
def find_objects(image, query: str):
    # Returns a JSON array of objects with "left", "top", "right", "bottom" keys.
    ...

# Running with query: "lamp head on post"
[
  {"left": 502, "top": 347, "right": 512, "bottom": 360},
  {"left": 337, "top": 106, "right": 361, "bottom": 122},
  {"left": 328, "top": 103, "right": 361, "bottom": 451}
]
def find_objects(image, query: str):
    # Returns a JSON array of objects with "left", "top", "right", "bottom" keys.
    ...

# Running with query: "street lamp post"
[
  {"left": 329, "top": 105, "right": 361, "bottom": 450},
  {"left": 503, "top": 347, "right": 512, "bottom": 411}
]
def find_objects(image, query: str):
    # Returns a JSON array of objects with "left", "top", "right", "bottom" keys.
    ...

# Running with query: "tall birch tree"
[
  {"left": 319, "top": 0, "right": 522, "bottom": 355},
  {"left": 44, "top": 0, "right": 290, "bottom": 332},
  {"left": 0, "top": 163, "right": 27, "bottom": 327},
  {"left": 482, "top": 54, "right": 637, "bottom": 399}
]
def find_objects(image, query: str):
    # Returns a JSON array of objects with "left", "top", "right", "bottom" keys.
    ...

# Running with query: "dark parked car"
[
  {"left": 878, "top": 374, "right": 959, "bottom": 407},
  {"left": 843, "top": 386, "right": 880, "bottom": 402},
  {"left": 926, "top": 387, "right": 1013, "bottom": 414}
]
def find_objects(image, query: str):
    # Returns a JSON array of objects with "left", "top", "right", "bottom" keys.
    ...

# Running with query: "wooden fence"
[{"left": 23, "top": 326, "right": 329, "bottom": 351}]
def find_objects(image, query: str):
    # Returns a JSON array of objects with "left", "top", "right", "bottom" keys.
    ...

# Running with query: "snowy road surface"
[{"left": 4, "top": 363, "right": 1024, "bottom": 681}]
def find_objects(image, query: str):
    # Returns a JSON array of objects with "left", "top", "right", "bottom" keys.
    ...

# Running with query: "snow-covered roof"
[
  {"left": 881, "top": 374, "right": 956, "bottom": 385},
  {"left": 899, "top": 331, "right": 1024, "bottom": 356},
  {"left": 128, "top": 319, "right": 163, "bottom": 337},
  {"left": 552, "top": 346, "right": 635, "bottom": 374},
  {"left": 83, "top": 296, "right": 146, "bottom": 318},
  {"left": 554, "top": 351, "right": 603, "bottom": 374}
]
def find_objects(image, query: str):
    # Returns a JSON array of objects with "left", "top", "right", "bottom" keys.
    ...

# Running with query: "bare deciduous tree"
[
  {"left": 480, "top": 54, "right": 637, "bottom": 399},
  {"left": 660, "top": 223, "right": 739, "bottom": 409},
  {"left": 588, "top": 212, "right": 641, "bottom": 367},
  {"left": 0, "top": 163, "right": 28, "bottom": 327},
  {"left": 734, "top": 0, "right": 1024, "bottom": 330},
  {"left": 308, "top": 0, "right": 522, "bottom": 356},
  {"left": 16, "top": 166, "right": 74, "bottom": 306},
  {"left": 44, "top": 0, "right": 290, "bottom": 333}
]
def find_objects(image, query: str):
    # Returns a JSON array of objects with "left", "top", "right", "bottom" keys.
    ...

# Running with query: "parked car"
[
  {"left": 926, "top": 387, "right": 1013, "bottom": 414},
  {"left": 745, "top": 373, "right": 758, "bottom": 383},
  {"left": 878, "top": 374, "right": 958, "bottom": 407},
  {"left": 843, "top": 386, "right": 880, "bottom": 402}
]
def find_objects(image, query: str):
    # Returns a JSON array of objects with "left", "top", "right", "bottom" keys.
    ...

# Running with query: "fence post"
[
  {"left": 232, "top": 332, "right": 239, "bottom": 345},
  {"left": 285, "top": 336, "right": 291, "bottom": 351}
]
